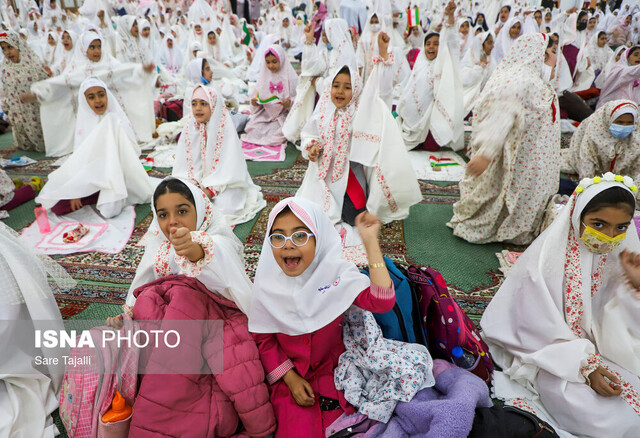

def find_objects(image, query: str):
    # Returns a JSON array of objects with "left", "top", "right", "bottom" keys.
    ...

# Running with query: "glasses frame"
[{"left": 268, "top": 231, "right": 315, "bottom": 248}]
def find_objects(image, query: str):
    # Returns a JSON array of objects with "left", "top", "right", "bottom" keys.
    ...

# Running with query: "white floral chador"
[
  {"left": 481, "top": 178, "right": 640, "bottom": 437},
  {"left": 449, "top": 33, "right": 560, "bottom": 245},
  {"left": 562, "top": 100, "right": 640, "bottom": 181}
]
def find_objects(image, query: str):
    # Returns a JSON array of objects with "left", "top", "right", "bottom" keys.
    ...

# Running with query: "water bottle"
[
  {"left": 34, "top": 204, "right": 51, "bottom": 233},
  {"left": 451, "top": 346, "right": 477, "bottom": 369}
]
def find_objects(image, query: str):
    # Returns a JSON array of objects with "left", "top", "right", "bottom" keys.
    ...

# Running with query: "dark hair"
[
  {"left": 580, "top": 186, "right": 636, "bottom": 221},
  {"left": 153, "top": 178, "right": 196, "bottom": 211},
  {"left": 497, "top": 5, "right": 511, "bottom": 22},
  {"left": 201, "top": 58, "right": 209, "bottom": 76},
  {"left": 547, "top": 34, "right": 555, "bottom": 48},
  {"left": 628, "top": 46, "right": 640, "bottom": 59},
  {"left": 473, "top": 12, "right": 488, "bottom": 31},
  {"left": 424, "top": 32, "right": 439, "bottom": 44},
  {"left": 270, "top": 205, "right": 293, "bottom": 232},
  {"left": 333, "top": 65, "right": 351, "bottom": 83},
  {"left": 597, "top": 31, "right": 606, "bottom": 39}
]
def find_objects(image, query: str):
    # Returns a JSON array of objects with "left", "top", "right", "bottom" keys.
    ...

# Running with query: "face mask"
[
  {"left": 609, "top": 123, "right": 634, "bottom": 138},
  {"left": 201, "top": 76, "right": 210, "bottom": 85},
  {"left": 541, "top": 63, "right": 553, "bottom": 82},
  {"left": 370, "top": 23, "right": 381, "bottom": 33},
  {"left": 327, "top": 43, "right": 333, "bottom": 51},
  {"left": 580, "top": 224, "right": 626, "bottom": 254},
  {"left": 577, "top": 21, "right": 587, "bottom": 31}
]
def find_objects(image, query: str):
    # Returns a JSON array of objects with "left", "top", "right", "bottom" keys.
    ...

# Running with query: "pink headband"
[
  {"left": 192, "top": 86, "right": 209, "bottom": 103},
  {"left": 265, "top": 47, "right": 280, "bottom": 61}
]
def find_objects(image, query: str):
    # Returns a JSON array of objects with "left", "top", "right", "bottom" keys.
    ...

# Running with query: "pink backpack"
[
  {"left": 59, "top": 317, "right": 139, "bottom": 438},
  {"left": 406, "top": 266, "right": 494, "bottom": 383}
]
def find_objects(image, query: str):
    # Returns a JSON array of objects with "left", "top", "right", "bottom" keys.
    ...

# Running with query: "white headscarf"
[
  {"left": 172, "top": 85, "right": 251, "bottom": 194},
  {"left": 75, "top": 77, "right": 136, "bottom": 151},
  {"left": 482, "top": 178, "right": 640, "bottom": 395},
  {"left": 159, "top": 34, "right": 182, "bottom": 74},
  {"left": 461, "top": 31, "right": 496, "bottom": 114},
  {"left": 583, "top": 31, "right": 613, "bottom": 73},
  {"left": 252, "top": 44, "right": 298, "bottom": 119},
  {"left": 248, "top": 197, "right": 370, "bottom": 335},
  {"left": 128, "top": 177, "right": 253, "bottom": 314},
  {"left": 493, "top": 16, "right": 522, "bottom": 64},
  {"left": 51, "top": 29, "right": 77, "bottom": 73}
]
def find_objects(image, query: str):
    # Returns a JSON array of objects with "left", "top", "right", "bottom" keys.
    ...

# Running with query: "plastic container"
[
  {"left": 101, "top": 391, "right": 132, "bottom": 423},
  {"left": 451, "top": 346, "right": 477, "bottom": 369},
  {"left": 34, "top": 204, "right": 51, "bottom": 233}
]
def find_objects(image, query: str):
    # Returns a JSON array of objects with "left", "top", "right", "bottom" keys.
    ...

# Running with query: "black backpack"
[{"left": 469, "top": 405, "right": 560, "bottom": 438}]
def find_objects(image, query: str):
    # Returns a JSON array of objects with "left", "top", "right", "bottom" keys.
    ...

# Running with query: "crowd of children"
[{"left": 2, "top": 0, "right": 640, "bottom": 436}]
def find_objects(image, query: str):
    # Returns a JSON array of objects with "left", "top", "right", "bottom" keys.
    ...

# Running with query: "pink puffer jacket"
[{"left": 129, "top": 275, "right": 276, "bottom": 437}]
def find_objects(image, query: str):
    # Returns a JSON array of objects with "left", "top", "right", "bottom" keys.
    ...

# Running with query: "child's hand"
[
  {"left": 307, "top": 141, "right": 321, "bottom": 162},
  {"left": 620, "top": 249, "right": 640, "bottom": 289},
  {"left": 304, "top": 23, "right": 314, "bottom": 43},
  {"left": 466, "top": 154, "right": 490, "bottom": 177},
  {"left": 170, "top": 227, "right": 204, "bottom": 262},
  {"left": 70, "top": 198, "right": 83, "bottom": 211},
  {"left": 106, "top": 314, "right": 124, "bottom": 329},
  {"left": 282, "top": 98, "right": 292, "bottom": 109},
  {"left": 377, "top": 32, "right": 390, "bottom": 58},
  {"left": 283, "top": 369, "right": 315, "bottom": 407},
  {"left": 251, "top": 97, "right": 259, "bottom": 106},
  {"left": 355, "top": 211, "right": 382, "bottom": 245},
  {"left": 143, "top": 63, "right": 155, "bottom": 73},
  {"left": 588, "top": 366, "right": 622, "bottom": 397}
]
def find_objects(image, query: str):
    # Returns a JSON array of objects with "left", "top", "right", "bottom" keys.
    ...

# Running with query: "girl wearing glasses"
[{"left": 249, "top": 197, "right": 395, "bottom": 437}]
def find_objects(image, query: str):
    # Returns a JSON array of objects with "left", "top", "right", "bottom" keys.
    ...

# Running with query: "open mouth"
[{"left": 283, "top": 257, "right": 301, "bottom": 269}]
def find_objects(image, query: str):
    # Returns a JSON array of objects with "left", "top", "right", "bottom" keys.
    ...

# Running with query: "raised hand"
[
  {"left": 169, "top": 227, "right": 204, "bottom": 262},
  {"left": 620, "top": 249, "right": 640, "bottom": 290}
]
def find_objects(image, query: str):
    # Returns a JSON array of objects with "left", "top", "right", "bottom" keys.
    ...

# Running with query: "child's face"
[
  {"left": 265, "top": 53, "right": 281, "bottom": 73},
  {"left": 86, "top": 39, "right": 102, "bottom": 62},
  {"left": 202, "top": 60, "right": 213, "bottom": 82},
  {"left": 155, "top": 192, "right": 197, "bottom": 239},
  {"left": 629, "top": 50, "right": 640, "bottom": 66},
  {"left": 141, "top": 27, "right": 150, "bottom": 38},
  {"left": 47, "top": 34, "right": 56, "bottom": 45},
  {"left": 167, "top": 38, "right": 174, "bottom": 48},
  {"left": 192, "top": 98, "right": 211, "bottom": 123},
  {"left": 130, "top": 21, "right": 139, "bottom": 37},
  {"left": 84, "top": 86, "right": 108, "bottom": 115},
  {"left": 331, "top": 72, "right": 352, "bottom": 108},
  {"left": 597, "top": 33, "right": 607, "bottom": 47},
  {"left": 459, "top": 21, "right": 470, "bottom": 35},
  {"left": 195, "top": 24, "right": 202, "bottom": 33},
  {"left": 613, "top": 113, "right": 634, "bottom": 126},
  {"left": 269, "top": 211, "right": 316, "bottom": 277},
  {"left": 0, "top": 42, "right": 20, "bottom": 63},
  {"left": 580, "top": 206, "right": 632, "bottom": 239},
  {"left": 509, "top": 22, "right": 521, "bottom": 39},
  {"left": 62, "top": 31, "right": 73, "bottom": 50},
  {"left": 424, "top": 35, "right": 439, "bottom": 61},
  {"left": 482, "top": 35, "right": 494, "bottom": 55},
  {"left": 208, "top": 32, "right": 217, "bottom": 44},
  {"left": 499, "top": 7, "right": 509, "bottom": 21}
]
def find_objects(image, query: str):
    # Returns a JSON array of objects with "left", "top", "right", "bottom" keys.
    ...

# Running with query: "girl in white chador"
[
  {"left": 562, "top": 100, "right": 640, "bottom": 182},
  {"left": 449, "top": 33, "right": 560, "bottom": 245},
  {"left": 36, "top": 78, "right": 154, "bottom": 218},
  {"left": 30, "top": 32, "right": 157, "bottom": 157},
  {"left": 172, "top": 85, "right": 266, "bottom": 225},
  {"left": 460, "top": 31, "right": 496, "bottom": 116},
  {"left": 297, "top": 33, "right": 421, "bottom": 245},
  {"left": 396, "top": 1, "right": 464, "bottom": 151},
  {"left": 481, "top": 176, "right": 640, "bottom": 437},
  {"left": 0, "top": 221, "right": 74, "bottom": 438}
]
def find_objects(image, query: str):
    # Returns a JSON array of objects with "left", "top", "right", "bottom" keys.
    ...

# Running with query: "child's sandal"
[{"left": 63, "top": 223, "right": 89, "bottom": 243}]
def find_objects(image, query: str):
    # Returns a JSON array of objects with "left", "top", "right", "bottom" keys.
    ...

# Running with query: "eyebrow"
[
  {"left": 589, "top": 218, "right": 631, "bottom": 225},
  {"left": 271, "top": 226, "right": 311, "bottom": 233},
  {"left": 176, "top": 203, "right": 191, "bottom": 209}
]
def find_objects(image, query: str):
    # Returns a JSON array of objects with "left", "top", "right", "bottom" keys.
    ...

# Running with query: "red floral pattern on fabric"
[{"left": 174, "top": 231, "right": 215, "bottom": 277}]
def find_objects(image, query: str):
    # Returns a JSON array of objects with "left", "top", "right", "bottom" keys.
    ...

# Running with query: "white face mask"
[
  {"left": 541, "top": 63, "right": 554, "bottom": 82},
  {"left": 370, "top": 23, "right": 381, "bottom": 33}
]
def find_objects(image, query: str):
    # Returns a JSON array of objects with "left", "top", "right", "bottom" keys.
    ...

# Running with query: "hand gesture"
[
  {"left": 251, "top": 97, "right": 259, "bottom": 106},
  {"left": 355, "top": 211, "right": 382, "bottom": 246},
  {"left": 377, "top": 31, "right": 390, "bottom": 58},
  {"left": 479, "top": 54, "right": 487, "bottom": 66},
  {"left": 169, "top": 227, "right": 204, "bottom": 262},
  {"left": 304, "top": 23, "right": 314, "bottom": 43},
  {"left": 44, "top": 66, "right": 53, "bottom": 77},
  {"left": 588, "top": 366, "right": 622, "bottom": 397},
  {"left": 466, "top": 154, "right": 490, "bottom": 177},
  {"left": 566, "top": 6, "right": 578, "bottom": 14},
  {"left": 307, "top": 141, "right": 321, "bottom": 162},
  {"left": 19, "top": 92, "right": 37, "bottom": 103},
  {"left": 283, "top": 369, "right": 315, "bottom": 407},
  {"left": 143, "top": 63, "right": 155, "bottom": 73},
  {"left": 282, "top": 98, "right": 292, "bottom": 109},
  {"left": 620, "top": 249, "right": 640, "bottom": 290},
  {"left": 444, "top": 0, "right": 456, "bottom": 17}
]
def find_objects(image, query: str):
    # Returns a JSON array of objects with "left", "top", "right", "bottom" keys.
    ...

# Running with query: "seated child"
[
  {"left": 0, "top": 171, "right": 42, "bottom": 218},
  {"left": 36, "top": 77, "right": 154, "bottom": 218},
  {"left": 249, "top": 197, "right": 396, "bottom": 438},
  {"left": 241, "top": 45, "right": 298, "bottom": 150},
  {"left": 172, "top": 84, "right": 266, "bottom": 225}
]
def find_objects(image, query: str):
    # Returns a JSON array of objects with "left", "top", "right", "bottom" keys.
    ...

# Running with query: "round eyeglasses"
[{"left": 268, "top": 231, "right": 315, "bottom": 248}]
